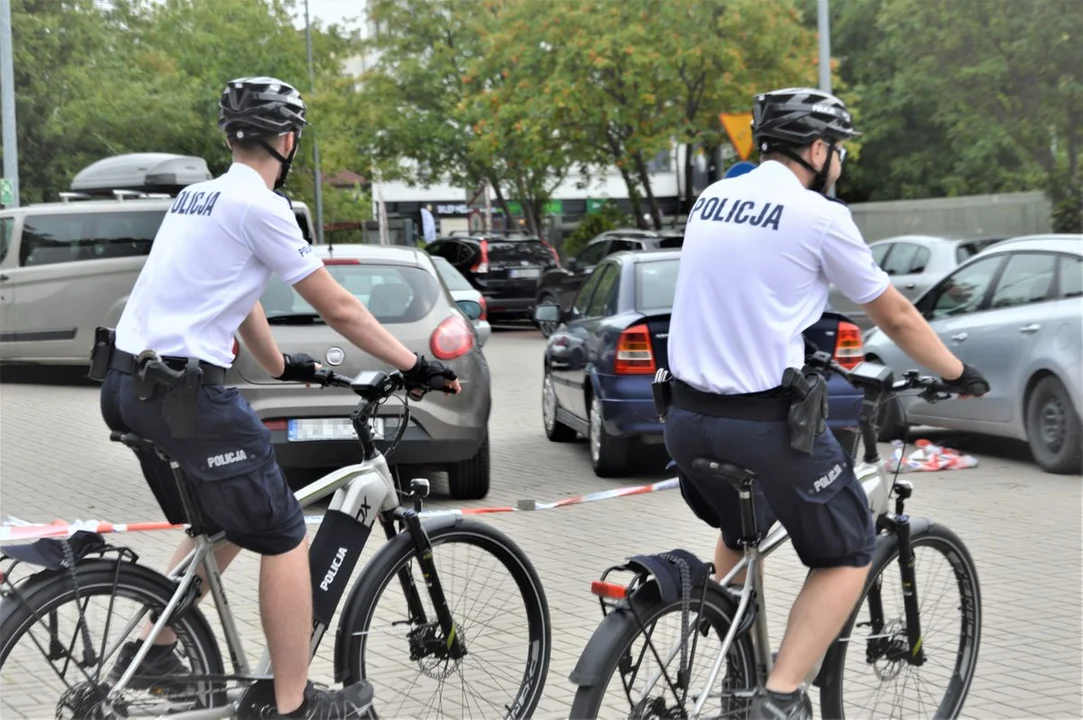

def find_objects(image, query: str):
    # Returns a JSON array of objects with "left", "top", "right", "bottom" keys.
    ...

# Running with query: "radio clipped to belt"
[
  {"left": 88, "top": 326, "right": 117, "bottom": 382},
  {"left": 782, "top": 366, "right": 828, "bottom": 456}
]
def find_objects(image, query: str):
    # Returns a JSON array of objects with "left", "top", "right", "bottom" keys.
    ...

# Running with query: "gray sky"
[{"left": 295, "top": 0, "right": 365, "bottom": 33}]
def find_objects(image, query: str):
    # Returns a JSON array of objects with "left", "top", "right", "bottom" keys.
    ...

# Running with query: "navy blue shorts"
[
  {"left": 663, "top": 407, "right": 875, "bottom": 569},
  {"left": 100, "top": 369, "right": 306, "bottom": 556}
]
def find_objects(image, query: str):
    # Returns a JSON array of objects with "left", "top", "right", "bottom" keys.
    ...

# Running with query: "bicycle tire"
[
  {"left": 0, "top": 559, "right": 226, "bottom": 714},
  {"left": 569, "top": 580, "right": 757, "bottom": 719},
  {"left": 818, "top": 521, "right": 982, "bottom": 720},
  {"left": 341, "top": 516, "right": 551, "bottom": 719}
]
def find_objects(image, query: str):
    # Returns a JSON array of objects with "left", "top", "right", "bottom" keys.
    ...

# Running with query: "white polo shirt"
[
  {"left": 668, "top": 160, "right": 890, "bottom": 394},
  {"left": 115, "top": 163, "right": 323, "bottom": 368}
]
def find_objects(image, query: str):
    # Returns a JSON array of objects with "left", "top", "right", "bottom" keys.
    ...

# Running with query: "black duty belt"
[
  {"left": 670, "top": 379, "right": 791, "bottom": 421},
  {"left": 110, "top": 348, "right": 228, "bottom": 386}
]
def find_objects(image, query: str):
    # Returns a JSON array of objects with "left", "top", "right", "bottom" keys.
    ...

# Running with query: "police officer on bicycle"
[
  {"left": 96, "top": 76, "right": 460, "bottom": 718},
  {"left": 662, "top": 87, "right": 989, "bottom": 719}
]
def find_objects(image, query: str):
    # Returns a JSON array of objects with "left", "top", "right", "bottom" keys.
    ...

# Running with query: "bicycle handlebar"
[{"left": 804, "top": 350, "right": 957, "bottom": 404}]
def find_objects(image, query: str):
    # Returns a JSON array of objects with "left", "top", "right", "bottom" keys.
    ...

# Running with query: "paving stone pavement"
[{"left": 0, "top": 328, "right": 1080, "bottom": 719}]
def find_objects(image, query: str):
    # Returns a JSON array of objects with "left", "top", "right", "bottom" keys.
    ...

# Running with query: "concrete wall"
[{"left": 849, "top": 191, "right": 1052, "bottom": 243}]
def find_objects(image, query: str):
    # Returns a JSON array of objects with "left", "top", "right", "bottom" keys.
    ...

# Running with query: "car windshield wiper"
[{"left": 265, "top": 312, "right": 325, "bottom": 325}]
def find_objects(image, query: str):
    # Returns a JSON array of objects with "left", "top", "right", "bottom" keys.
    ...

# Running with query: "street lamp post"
[
  {"left": 817, "top": 0, "right": 836, "bottom": 198},
  {"left": 304, "top": 0, "right": 325, "bottom": 245},
  {"left": 1, "top": 0, "right": 20, "bottom": 208}
]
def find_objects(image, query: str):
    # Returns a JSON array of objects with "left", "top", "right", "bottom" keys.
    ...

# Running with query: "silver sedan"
[{"left": 863, "top": 234, "right": 1082, "bottom": 474}]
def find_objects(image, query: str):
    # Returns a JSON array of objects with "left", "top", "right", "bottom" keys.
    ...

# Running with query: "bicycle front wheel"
[
  {"left": 342, "top": 516, "right": 551, "bottom": 719},
  {"left": 819, "top": 522, "right": 982, "bottom": 720},
  {"left": 0, "top": 559, "right": 225, "bottom": 719}
]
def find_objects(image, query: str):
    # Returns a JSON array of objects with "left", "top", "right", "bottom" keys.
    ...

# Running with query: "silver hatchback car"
[
  {"left": 864, "top": 234, "right": 1082, "bottom": 474},
  {"left": 225, "top": 244, "right": 493, "bottom": 499}
]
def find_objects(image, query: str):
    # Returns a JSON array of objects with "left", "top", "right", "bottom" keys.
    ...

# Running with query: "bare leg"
[
  {"left": 142, "top": 537, "right": 243, "bottom": 645},
  {"left": 767, "top": 564, "right": 871, "bottom": 692},
  {"left": 712, "top": 534, "right": 749, "bottom": 585},
  {"left": 259, "top": 538, "right": 313, "bottom": 714}
]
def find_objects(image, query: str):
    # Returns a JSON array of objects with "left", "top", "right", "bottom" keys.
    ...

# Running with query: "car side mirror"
[
  {"left": 456, "top": 299, "right": 483, "bottom": 321},
  {"left": 533, "top": 303, "right": 561, "bottom": 324}
]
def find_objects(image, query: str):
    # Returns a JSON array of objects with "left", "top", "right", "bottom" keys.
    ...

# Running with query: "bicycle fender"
[
  {"left": 331, "top": 512, "right": 464, "bottom": 683},
  {"left": 568, "top": 579, "right": 741, "bottom": 688}
]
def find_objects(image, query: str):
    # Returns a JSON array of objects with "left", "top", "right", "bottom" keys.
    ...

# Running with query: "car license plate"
[
  {"left": 287, "top": 417, "right": 385, "bottom": 442},
  {"left": 508, "top": 267, "right": 540, "bottom": 279}
]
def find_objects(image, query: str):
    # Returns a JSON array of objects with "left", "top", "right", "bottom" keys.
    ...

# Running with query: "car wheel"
[
  {"left": 536, "top": 292, "right": 559, "bottom": 338},
  {"left": 447, "top": 434, "right": 491, "bottom": 500},
  {"left": 589, "top": 394, "right": 630, "bottom": 478},
  {"left": 1025, "top": 375, "right": 1082, "bottom": 475},
  {"left": 542, "top": 370, "right": 577, "bottom": 442}
]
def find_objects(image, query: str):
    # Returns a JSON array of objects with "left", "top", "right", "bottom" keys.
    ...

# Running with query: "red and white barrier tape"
[{"left": 0, "top": 478, "right": 679, "bottom": 544}]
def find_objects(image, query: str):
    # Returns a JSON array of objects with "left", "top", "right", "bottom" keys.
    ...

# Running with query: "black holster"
[
  {"left": 782, "top": 366, "right": 828, "bottom": 456},
  {"left": 88, "top": 327, "right": 117, "bottom": 382},
  {"left": 651, "top": 368, "right": 673, "bottom": 423},
  {"left": 133, "top": 351, "right": 203, "bottom": 439}
]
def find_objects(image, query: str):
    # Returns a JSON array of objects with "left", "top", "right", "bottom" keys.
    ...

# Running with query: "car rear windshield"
[
  {"left": 487, "top": 240, "right": 554, "bottom": 265},
  {"left": 635, "top": 258, "right": 681, "bottom": 311},
  {"left": 262, "top": 263, "right": 440, "bottom": 323}
]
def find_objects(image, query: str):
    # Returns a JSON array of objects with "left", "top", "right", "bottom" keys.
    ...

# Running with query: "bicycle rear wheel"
[
  {"left": 569, "top": 580, "right": 757, "bottom": 719},
  {"left": 342, "top": 517, "right": 551, "bottom": 719},
  {"left": 0, "top": 559, "right": 225, "bottom": 719},
  {"left": 819, "top": 522, "right": 982, "bottom": 720}
]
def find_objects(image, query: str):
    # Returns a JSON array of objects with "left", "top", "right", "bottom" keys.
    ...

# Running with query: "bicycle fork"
[{"left": 870, "top": 480, "right": 926, "bottom": 666}]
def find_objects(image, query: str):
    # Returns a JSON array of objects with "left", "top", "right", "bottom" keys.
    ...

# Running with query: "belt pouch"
[{"left": 88, "top": 327, "right": 116, "bottom": 382}]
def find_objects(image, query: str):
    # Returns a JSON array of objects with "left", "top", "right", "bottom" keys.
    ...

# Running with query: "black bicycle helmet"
[
  {"left": 752, "top": 87, "right": 859, "bottom": 150},
  {"left": 218, "top": 77, "right": 307, "bottom": 190},
  {"left": 218, "top": 76, "right": 307, "bottom": 141}
]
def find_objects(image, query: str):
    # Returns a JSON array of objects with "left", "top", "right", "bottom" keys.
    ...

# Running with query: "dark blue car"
[{"left": 533, "top": 249, "right": 866, "bottom": 477}]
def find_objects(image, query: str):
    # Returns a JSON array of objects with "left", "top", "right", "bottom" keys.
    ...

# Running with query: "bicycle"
[
  {"left": 0, "top": 368, "right": 552, "bottom": 720},
  {"left": 567, "top": 354, "right": 982, "bottom": 719}
]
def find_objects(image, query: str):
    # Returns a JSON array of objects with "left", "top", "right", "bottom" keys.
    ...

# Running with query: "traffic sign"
[
  {"left": 724, "top": 161, "right": 757, "bottom": 179},
  {"left": 0, "top": 178, "right": 12, "bottom": 206},
  {"left": 719, "top": 112, "right": 754, "bottom": 161}
]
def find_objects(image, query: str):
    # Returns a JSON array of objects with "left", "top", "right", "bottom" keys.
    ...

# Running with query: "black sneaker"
[
  {"left": 107, "top": 640, "right": 192, "bottom": 694},
  {"left": 256, "top": 680, "right": 375, "bottom": 719},
  {"left": 748, "top": 687, "right": 812, "bottom": 720}
]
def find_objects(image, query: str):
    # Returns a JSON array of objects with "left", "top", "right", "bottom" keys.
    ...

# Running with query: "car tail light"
[
  {"left": 478, "top": 296, "right": 488, "bottom": 321},
  {"left": 470, "top": 240, "right": 489, "bottom": 274},
  {"left": 263, "top": 419, "right": 287, "bottom": 431},
  {"left": 615, "top": 324, "right": 657, "bottom": 375},
  {"left": 431, "top": 313, "right": 475, "bottom": 360},
  {"left": 834, "top": 320, "right": 864, "bottom": 370},
  {"left": 324, "top": 258, "right": 360, "bottom": 265}
]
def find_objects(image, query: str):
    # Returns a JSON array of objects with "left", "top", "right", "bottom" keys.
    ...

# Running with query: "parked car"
[
  {"left": 424, "top": 231, "right": 561, "bottom": 322},
  {"left": 534, "top": 228, "right": 684, "bottom": 337},
  {"left": 426, "top": 253, "right": 491, "bottom": 347},
  {"left": 829, "top": 234, "right": 1005, "bottom": 330},
  {"left": 533, "top": 249, "right": 865, "bottom": 477},
  {"left": 864, "top": 233, "right": 1082, "bottom": 474},
  {"left": 227, "top": 244, "right": 493, "bottom": 499},
  {"left": 0, "top": 153, "right": 315, "bottom": 368}
]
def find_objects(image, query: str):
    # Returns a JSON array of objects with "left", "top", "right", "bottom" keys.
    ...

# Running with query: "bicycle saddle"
[{"left": 691, "top": 457, "right": 757, "bottom": 488}]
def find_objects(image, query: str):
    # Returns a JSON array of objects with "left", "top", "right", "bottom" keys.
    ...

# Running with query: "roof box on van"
[{"left": 71, "top": 154, "right": 212, "bottom": 196}]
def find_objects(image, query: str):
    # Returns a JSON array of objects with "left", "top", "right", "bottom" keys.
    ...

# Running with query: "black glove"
[
  {"left": 274, "top": 352, "right": 318, "bottom": 382},
  {"left": 402, "top": 353, "right": 457, "bottom": 392},
  {"left": 940, "top": 363, "right": 989, "bottom": 397}
]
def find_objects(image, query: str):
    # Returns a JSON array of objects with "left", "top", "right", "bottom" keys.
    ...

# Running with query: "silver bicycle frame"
[
  {"left": 105, "top": 452, "right": 402, "bottom": 720},
  {"left": 633, "top": 455, "right": 893, "bottom": 719}
]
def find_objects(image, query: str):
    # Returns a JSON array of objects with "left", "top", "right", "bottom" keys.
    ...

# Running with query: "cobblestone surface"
[{"left": 0, "top": 328, "right": 1079, "bottom": 718}]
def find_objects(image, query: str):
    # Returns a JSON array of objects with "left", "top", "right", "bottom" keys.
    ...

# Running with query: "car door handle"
[
  {"left": 1019, "top": 323, "right": 1041, "bottom": 334},
  {"left": 950, "top": 332, "right": 968, "bottom": 342},
  {"left": 0, "top": 273, "right": 7, "bottom": 281},
  {"left": 904, "top": 282, "right": 916, "bottom": 289}
]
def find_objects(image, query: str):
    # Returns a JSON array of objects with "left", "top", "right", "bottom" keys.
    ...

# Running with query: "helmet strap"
[
  {"left": 258, "top": 130, "right": 300, "bottom": 190},
  {"left": 776, "top": 139, "right": 835, "bottom": 195}
]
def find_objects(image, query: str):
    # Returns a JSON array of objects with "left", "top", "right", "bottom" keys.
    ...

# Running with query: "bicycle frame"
[{"left": 106, "top": 373, "right": 462, "bottom": 720}]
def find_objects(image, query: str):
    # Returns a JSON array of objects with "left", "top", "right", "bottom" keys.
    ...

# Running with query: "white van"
[{"left": 0, "top": 153, "right": 315, "bottom": 367}]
